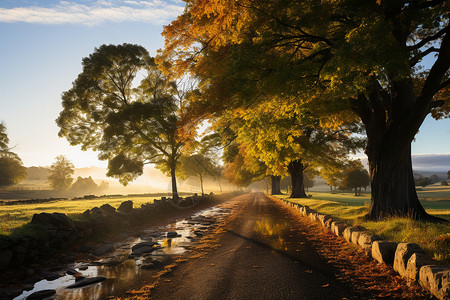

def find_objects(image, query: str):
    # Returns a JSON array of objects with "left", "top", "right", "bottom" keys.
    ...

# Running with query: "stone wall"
[
  {"left": 0, "top": 194, "right": 207, "bottom": 271},
  {"left": 276, "top": 197, "right": 449, "bottom": 300}
]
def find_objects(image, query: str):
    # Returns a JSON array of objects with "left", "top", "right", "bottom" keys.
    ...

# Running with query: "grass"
[
  {"left": 0, "top": 193, "right": 180, "bottom": 235},
  {"left": 279, "top": 185, "right": 450, "bottom": 265}
]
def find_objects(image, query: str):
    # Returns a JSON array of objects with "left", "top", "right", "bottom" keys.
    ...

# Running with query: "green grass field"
[
  {"left": 280, "top": 185, "right": 450, "bottom": 264},
  {"left": 0, "top": 194, "right": 177, "bottom": 235}
]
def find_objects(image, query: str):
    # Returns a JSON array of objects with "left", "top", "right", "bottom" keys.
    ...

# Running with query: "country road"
[{"left": 143, "top": 193, "right": 428, "bottom": 300}]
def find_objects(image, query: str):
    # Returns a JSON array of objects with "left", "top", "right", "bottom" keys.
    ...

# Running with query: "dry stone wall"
[{"left": 276, "top": 197, "right": 449, "bottom": 300}]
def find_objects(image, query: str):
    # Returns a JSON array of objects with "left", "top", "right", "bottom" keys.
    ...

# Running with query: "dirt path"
[{"left": 136, "top": 193, "right": 429, "bottom": 300}]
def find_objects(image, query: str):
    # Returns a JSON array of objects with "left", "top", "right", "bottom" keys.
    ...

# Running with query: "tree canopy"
[
  {"left": 57, "top": 44, "right": 197, "bottom": 200},
  {"left": 48, "top": 155, "right": 74, "bottom": 191},
  {"left": 160, "top": 0, "right": 449, "bottom": 221},
  {"left": 0, "top": 123, "right": 26, "bottom": 187},
  {"left": 339, "top": 161, "right": 370, "bottom": 196}
]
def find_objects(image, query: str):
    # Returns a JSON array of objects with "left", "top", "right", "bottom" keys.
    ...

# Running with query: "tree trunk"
[
  {"left": 170, "top": 159, "right": 179, "bottom": 201},
  {"left": 217, "top": 177, "right": 222, "bottom": 193},
  {"left": 287, "top": 160, "right": 307, "bottom": 198},
  {"left": 365, "top": 141, "right": 438, "bottom": 221},
  {"left": 354, "top": 187, "right": 358, "bottom": 197},
  {"left": 271, "top": 175, "right": 282, "bottom": 195},
  {"left": 200, "top": 174, "right": 204, "bottom": 195}
]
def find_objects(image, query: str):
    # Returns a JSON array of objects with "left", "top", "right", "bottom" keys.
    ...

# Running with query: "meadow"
[
  {"left": 0, "top": 193, "right": 185, "bottom": 235},
  {"left": 280, "top": 184, "right": 450, "bottom": 264}
]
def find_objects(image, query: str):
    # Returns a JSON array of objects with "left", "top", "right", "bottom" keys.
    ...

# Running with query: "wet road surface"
[{"left": 148, "top": 193, "right": 429, "bottom": 300}]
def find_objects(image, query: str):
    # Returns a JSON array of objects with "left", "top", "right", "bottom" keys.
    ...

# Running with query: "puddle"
[
  {"left": 13, "top": 205, "right": 231, "bottom": 300},
  {"left": 254, "top": 217, "right": 291, "bottom": 251}
]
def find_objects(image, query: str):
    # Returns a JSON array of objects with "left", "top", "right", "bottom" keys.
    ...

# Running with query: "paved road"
[
  {"left": 148, "top": 194, "right": 356, "bottom": 299},
  {"left": 146, "top": 193, "right": 428, "bottom": 300}
]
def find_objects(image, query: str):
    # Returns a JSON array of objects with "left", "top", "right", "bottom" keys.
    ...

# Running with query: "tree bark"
[
  {"left": 365, "top": 143, "right": 436, "bottom": 220},
  {"left": 170, "top": 159, "right": 179, "bottom": 201},
  {"left": 287, "top": 159, "right": 307, "bottom": 198},
  {"left": 271, "top": 175, "right": 282, "bottom": 195}
]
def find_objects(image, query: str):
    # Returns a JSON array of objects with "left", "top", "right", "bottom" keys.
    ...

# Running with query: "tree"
[
  {"left": 339, "top": 161, "right": 370, "bottom": 196},
  {"left": 70, "top": 176, "right": 99, "bottom": 194},
  {"left": 48, "top": 155, "right": 74, "bottom": 191},
  {"left": 0, "top": 123, "right": 26, "bottom": 187},
  {"left": 447, "top": 170, "right": 450, "bottom": 179},
  {"left": 57, "top": 44, "right": 195, "bottom": 200},
  {"left": 160, "top": 0, "right": 449, "bottom": 221},
  {"left": 180, "top": 154, "right": 216, "bottom": 195}
]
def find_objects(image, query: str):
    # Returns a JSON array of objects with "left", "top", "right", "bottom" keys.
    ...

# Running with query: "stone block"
[
  {"left": 419, "top": 265, "right": 450, "bottom": 300},
  {"left": 372, "top": 240, "right": 398, "bottom": 265},
  {"left": 405, "top": 252, "right": 434, "bottom": 282},
  {"left": 393, "top": 243, "right": 424, "bottom": 277},
  {"left": 317, "top": 214, "right": 332, "bottom": 227},
  {"left": 343, "top": 226, "right": 361, "bottom": 243},
  {"left": 357, "top": 233, "right": 382, "bottom": 256},
  {"left": 331, "top": 221, "right": 347, "bottom": 237}
]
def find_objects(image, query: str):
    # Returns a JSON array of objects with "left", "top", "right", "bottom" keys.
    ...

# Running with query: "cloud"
[
  {"left": 412, "top": 154, "right": 450, "bottom": 172},
  {"left": 0, "top": 0, "right": 184, "bottom": 25}
]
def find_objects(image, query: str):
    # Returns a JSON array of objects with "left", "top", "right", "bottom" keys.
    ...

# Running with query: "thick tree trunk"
[
  {"left": 288, "top": 160, "right": 307, "bottom": 198},
  {"left": 271, "top": 175, "right": 282, "bottom": 195},
  {"left": 365, "top": 140, "right": 438, "bottom": 221},
  {"left": 170, "top": 160, "right": 179, "bottom": 201}
]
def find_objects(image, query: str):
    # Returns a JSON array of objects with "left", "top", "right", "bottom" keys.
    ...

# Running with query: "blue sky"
[{"left": 0, "top": 0, "right": 449, "bottom": 171}]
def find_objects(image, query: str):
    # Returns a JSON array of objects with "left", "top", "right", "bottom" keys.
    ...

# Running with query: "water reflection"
[
  {"left": 13, "top": 205, "right": 231, "bottom": 300},
  {"left": 254, "top": 218, "right": 291, "bottom": 251}
]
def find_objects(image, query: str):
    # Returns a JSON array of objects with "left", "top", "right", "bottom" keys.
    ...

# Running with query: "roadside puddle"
[{"left": 13, "top": 205, "right": 231, "bottom": 300}]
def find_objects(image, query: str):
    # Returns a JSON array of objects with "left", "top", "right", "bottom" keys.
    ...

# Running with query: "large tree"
[
  {"left": 48, "top": 155, "right": 74, "bottom": 191},
  {"left": 160, "top": 0, "right": 449, "bottom": 221},
  {"left": 339, "top": 161, "right": 370, "bottom": 196},
  {"left": 0, "top": 123, "right": 26, "bottom": 187},
  {"left": 57, "top": 44, "right": 196, "bottom": 200}
]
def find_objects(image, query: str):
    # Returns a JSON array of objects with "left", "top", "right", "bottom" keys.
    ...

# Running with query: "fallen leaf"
[{"left": 321, "top": 284, "right": 330, "bottom": 288}]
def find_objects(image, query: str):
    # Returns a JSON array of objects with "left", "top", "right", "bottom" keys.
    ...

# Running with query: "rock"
[
  {"left": 317, "top": 214, "right": 331, "bottom": 227},
  {"left": 419, "top": 265, "right": 450, "bottom": 300},
  {"left": 331, "top": 222, "right": 347, "bottom": 237},
  {"left": 132, "top": 242, "right": 159, "bottom": 255},
  {"left": 193, "top": 231, "right": 204, "bottom": 237},
  {"left": 31, "top": 212, "right": 73, "bottom": 228},
  {"left": 66, "top": 269, "right": 78, "bottom": 275},
  {"left": 100, "top": 204, "right": 116, "bottom": 215},
  {"left": 66, "top": 276, "right": 107, "bottom": 289},
  {"left": 26, "top": 289, "right": 56, "bottom": 300},
  {"left": 309, "top": 212, "right": 318, "bottom": 222},
  {"left": 405, "top": 252, "right": 434, "bottom": 282},
  {"left": 45, "top": 273, "right": 62, "bottom": 281},
  {"left": 343, "top": 226, "right": 362, "bottom": 243},
  {"left": 393, "top": 243, "right": 424, "bottom": 278},
  {"left": 75, "top": 276, "right": 86, "bottom": 282},
  {"left": 90, "top": 207, "right": 103, "bottom": 215},
  {"left": 372, "top": 241, "right": 398, "bottom": 266},
  {"left": 92, "top": 243, "right": 115, "bottom": 256},
  {"left": 167, "top": 231, "right": 178, "bottom": 238},
  {"left": 357, "top": 233, "right": 383, "bottom": 256},
  {"left": 118, "top": 201, "right": 133, "bottom": 213},
  {"left": 82, "top": 209, "right": 90, "bottom": 217},
  {"left": 350, "top": 230, "right": 365, "bottom": 245},
  {"left": 78, "top": 265, "right": 89, "bottom": 271},
  {"left": 0, "top": 249, "right": 13, "bottom": 270}
]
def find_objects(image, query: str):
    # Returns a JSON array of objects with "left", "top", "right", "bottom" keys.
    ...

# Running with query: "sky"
[{"left": 0, "top": 0, "right": 449, "bottom": 173}]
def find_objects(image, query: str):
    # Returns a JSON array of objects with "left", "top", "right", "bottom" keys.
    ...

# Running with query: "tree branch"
[{"left": 407, "top": 26, "right": 448, "bottom": 51}]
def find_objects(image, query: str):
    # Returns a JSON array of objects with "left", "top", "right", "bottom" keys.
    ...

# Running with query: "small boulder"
[
  {"left": 331, "top": 222, "right": 347, "bottom": 237},
  {"left": 90, "top": 207, "right": 103, "bottom": 215},
  {"left": 357, "top": 233, "right": 382, "bottom": 256},
  {"left": 393, "top": 243, "right": 424, "bottom": 277},
  {"left": 100, "top": 204, "right": 116, "bottom": 215},
  {"left": 26, "top": 289, "right": 56, "bottom": 300},
  {"left": 132, "top": 242, "right": 159, "bottom": 255},
  {"left": 405, "top": 252, "right": 434, "bottom": 282},
  {"left": 167, "top": 231, "right": 178, "bottom": 238},
  {"left": 372, "top": 241, "right": 398, "bottom": 266},
  {"left": 343, "top": 226, "right": 362, "bottom": 243},
  {"left": 419, "top": 265, "right": 449, "bottom": 300},
  {"left": 118, "top": 200, "right": 133, "bottom": 213},
  {"left": 350, "top": 230, "right": 365, "bottom": 245}
]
